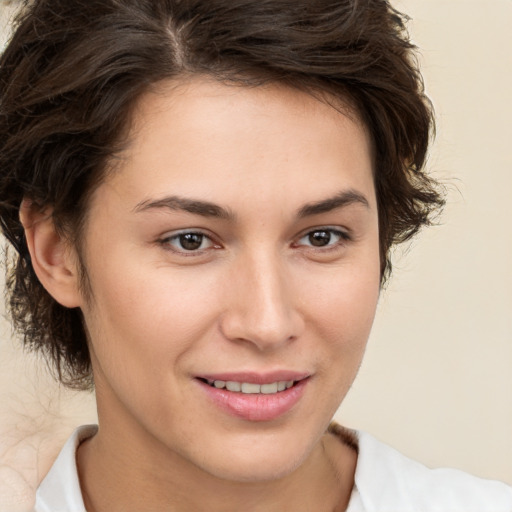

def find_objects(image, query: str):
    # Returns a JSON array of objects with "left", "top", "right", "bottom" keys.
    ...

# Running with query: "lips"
[
  {"left": 203, "top": 379, "right": 296, "bottom": 394},
  {"left": 197, "top": 371, "right": 310, "bottom": 385},
  {"left": 196, "top": 371, "right": 310, "bottom": 422}
]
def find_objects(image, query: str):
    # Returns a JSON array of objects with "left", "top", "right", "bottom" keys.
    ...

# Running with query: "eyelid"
[
  {"left": 158, "top": 228, "right": 221, "bottom": 255},
  {"left": 156, "top": 226, "right": 351, "bottom": 256},
  {"left": 293, "top": 226, "right": 351, "bottom": 249}
]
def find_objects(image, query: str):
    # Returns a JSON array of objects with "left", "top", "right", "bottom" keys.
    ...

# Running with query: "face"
[{"left": 77, "top": 78, "right": 380, "bottom": 482}]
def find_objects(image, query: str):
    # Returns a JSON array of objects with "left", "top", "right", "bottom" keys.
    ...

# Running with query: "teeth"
[
  {"left": 209, "top": 380, "right": 295, "bottom": 394},
  {"left": 226, "top": 381, "right": 241, "bottom": 392},
  {"left": 241, "top": 383, "right": 260, "bottom": 394},
  {"left": 260, "top": 383, "right": 278, "bottom": 394}
]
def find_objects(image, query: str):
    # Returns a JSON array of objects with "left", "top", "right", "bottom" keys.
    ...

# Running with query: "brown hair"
[{"left": 0, "top": 0, "right": 444, "bottom": 389}]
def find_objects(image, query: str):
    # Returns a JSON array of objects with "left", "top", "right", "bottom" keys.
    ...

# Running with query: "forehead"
[{"left": 100, "top": 77, "right": 375, "bottom": 215}]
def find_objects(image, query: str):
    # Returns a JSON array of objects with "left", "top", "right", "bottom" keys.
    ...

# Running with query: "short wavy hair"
[{"left": 0, "top": 0, "right": 444, "bottom": 389}]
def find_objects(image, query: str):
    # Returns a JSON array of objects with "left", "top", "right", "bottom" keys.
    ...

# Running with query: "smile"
[
  {"left": 203, "top": 379, "right": 296, "bottom": 394},
  {"left": 197, "top": 375, "right": 309, "bottom": 421}
]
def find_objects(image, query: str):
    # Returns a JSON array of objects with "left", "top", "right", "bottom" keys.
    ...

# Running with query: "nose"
[{"left": 219, "top": 250, "right": 305, "bottom": 351}]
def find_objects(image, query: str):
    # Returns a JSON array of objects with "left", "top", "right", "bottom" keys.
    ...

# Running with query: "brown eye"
[
  {"left": 296, "top": 228, "right": 349, "bottom": 249},
  {"left": 308, "top": 230, "right": 332, "bottom": 247},
  {"left": 162, "top": 231, "right": 215, "bottom": 253},
  {"left": 179, "top": 233, "right": 204, "bottom": 251}
]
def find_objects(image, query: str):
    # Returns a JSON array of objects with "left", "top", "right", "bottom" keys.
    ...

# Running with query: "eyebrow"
[
  {"left": 134, "top": 196, "right": 235, "bottom": 220},
  {"left": 134, "top": 189, "right": 370, "bottom": 220},
  {"left": 297, "top": 189, "right": 370, "bottom": 218}
]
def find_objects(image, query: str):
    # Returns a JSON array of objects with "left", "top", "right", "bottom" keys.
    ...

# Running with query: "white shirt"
[{"left": 35, "top": 425, "right": 512, "bottom": 512}]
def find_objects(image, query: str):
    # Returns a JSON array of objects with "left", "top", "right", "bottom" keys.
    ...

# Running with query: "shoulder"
[
  {"left": 35, "top": 425, "right": 97, "bottom": 512},
  {"left": 352, "top": 429, "right": 512, "bottom": 512}
]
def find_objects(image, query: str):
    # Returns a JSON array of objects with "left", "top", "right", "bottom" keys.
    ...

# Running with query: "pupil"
[
  {"left": 180, "top": 233, "right": 203, "bottom": 250},
  {"left": 309, "top": 231, "right": 331, "bottom": 247}
]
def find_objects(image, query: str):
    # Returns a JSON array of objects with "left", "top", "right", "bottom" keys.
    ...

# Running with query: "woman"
[{"left": 0, "top": 1, "right": 511, "bottom": 511}]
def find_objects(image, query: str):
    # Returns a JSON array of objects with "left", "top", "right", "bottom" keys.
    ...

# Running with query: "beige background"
[{"left": 0, "top": 1, "right": 511, "bottom": 510}]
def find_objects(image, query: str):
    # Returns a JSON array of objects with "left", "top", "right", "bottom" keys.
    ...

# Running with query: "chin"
[
  {"left": 187, "top": 430, "right": 316, "bottom": 483},
  {"left": 206, "top": 454, "right": 305, "bottom": 483}
]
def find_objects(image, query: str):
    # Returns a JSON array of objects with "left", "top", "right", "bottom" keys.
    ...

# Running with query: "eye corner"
[
  {"left": 293, "top": 227, "right": 352, "bottom": 250},
  {"left": 157, "top": 229, "right": 222, "bottom": 256}
]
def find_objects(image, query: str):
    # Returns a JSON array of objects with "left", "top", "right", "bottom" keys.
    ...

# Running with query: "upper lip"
[{"left": 196, "top": 371, "right": 311, "bottom": 384}]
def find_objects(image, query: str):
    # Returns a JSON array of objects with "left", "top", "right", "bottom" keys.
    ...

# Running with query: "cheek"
[
  {"left": 82, "top": 257, "right": 223, "bottom": 383},
  {"left": 298, "top": 256, "right": 380, "bottom": 380},
  {"left": 304, "top": 259, "right": 380, "bottom": 335}
]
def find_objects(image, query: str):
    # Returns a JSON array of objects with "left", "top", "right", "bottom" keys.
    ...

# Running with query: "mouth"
[
  {"left": 198, "top": 378, "right": 299, "bottom": 395},
  {"left": 195, "top": 374, "right": 310, "bottom": 421}
]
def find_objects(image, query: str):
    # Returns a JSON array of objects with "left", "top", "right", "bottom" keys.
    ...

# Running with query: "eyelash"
[
  {"left": 159, "top": 230, "right": 219, "bottom": 255},
  {"left": 158, "top": 227, "right": 351, "bottom": 256},
  {"left": 294, "top": 228, "right": 351, "bottom": 251}
]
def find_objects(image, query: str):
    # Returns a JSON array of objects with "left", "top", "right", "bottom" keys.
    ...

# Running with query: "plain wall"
[{"left": 0, "top": 0, "right": 511, "bottom": 509}]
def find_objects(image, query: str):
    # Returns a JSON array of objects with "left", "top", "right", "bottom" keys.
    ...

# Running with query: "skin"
[{"left": 24, "top": 78, "right": 381, "bottom": 511}]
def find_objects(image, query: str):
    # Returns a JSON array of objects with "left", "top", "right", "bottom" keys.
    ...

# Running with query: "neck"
[{"left": 76, "top": 421, "right": 356, "bottom": 512}]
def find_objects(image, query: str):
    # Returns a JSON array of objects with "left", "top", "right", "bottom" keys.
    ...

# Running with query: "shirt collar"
[{"left": 35, "top": 425, "right": 97, "bottom": 512}]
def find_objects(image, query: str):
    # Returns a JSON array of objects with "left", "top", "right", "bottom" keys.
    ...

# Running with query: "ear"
[{"left": 20, "top": 200, "right": 83, "bottom": 308}]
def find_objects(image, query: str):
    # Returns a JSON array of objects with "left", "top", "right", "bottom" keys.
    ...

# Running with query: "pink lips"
[{"left": 196, "top": 371, "right": 310, "bottom": 422}]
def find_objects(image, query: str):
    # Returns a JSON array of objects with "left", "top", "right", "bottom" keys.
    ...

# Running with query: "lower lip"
[{"left": 197, "top": 378, "right": 309, "bottom": 422}]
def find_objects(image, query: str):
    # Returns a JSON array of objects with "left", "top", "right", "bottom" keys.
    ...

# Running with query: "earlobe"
[{"left": 20, "top": 200, "right": 82, "bottom": 308}]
